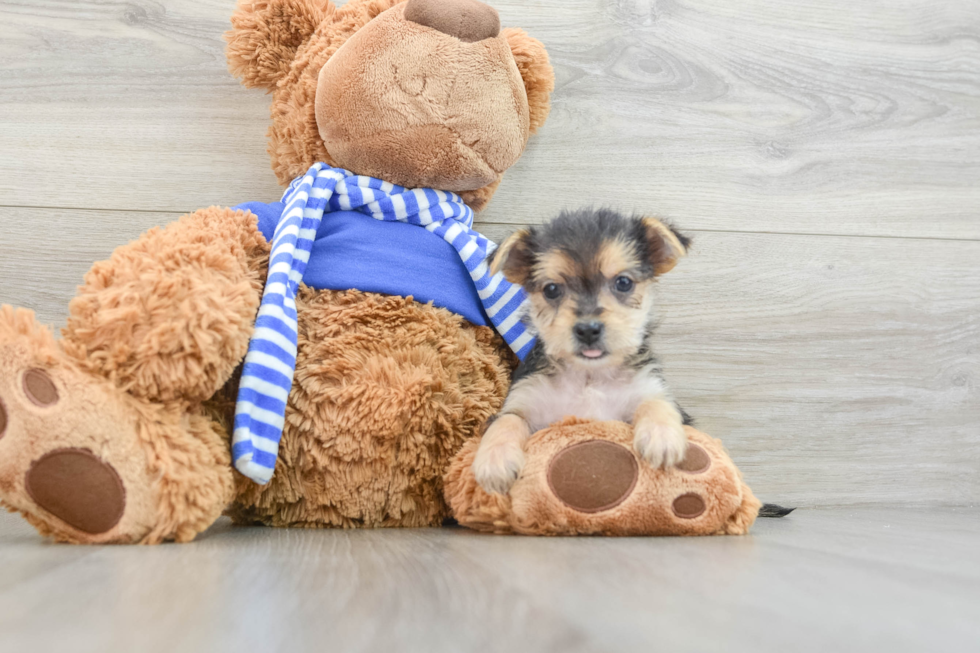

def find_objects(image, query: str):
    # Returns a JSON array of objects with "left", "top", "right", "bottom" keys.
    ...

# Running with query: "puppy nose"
[
  {"left": 404, "top": 0, "right": 501, "bottom": 42},
  {"left": 573, "top": 321, "right": 604, "bottom": 345}
]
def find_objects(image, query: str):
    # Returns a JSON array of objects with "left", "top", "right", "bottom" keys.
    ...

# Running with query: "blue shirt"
[{"left": 235, "top": 201, "right": 491, "bottom": 327}]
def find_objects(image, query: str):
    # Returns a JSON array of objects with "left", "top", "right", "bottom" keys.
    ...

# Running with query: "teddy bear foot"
[
  {"left": 0, "top": 306, "right": 233, "bottom": 543},
  {"left": 446, "top": 418, "right": 761, "bottom": 536},
  {"left": 0, "top": 306, "right": 158, "bottom": 542}
]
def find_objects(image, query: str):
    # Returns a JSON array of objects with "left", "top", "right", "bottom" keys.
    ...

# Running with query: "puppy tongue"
[{"left": 581, "top": 349, "right": 604, "bottom": 358}]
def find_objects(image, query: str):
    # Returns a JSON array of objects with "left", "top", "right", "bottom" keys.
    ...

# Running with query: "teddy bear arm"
[{"left": 61, "top": 206, "right": 271, "bottom": 405}]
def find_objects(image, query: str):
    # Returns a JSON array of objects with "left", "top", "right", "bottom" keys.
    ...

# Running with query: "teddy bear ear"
[
  {"left": 501, "top": 28, "right": 555, "bottom": 134},
  {"left": 226, "top": 0, "right": 334, "bottom": 91}
]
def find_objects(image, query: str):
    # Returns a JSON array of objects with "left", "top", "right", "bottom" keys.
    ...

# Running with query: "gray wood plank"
[
  {"left": 654, "top": 230, "right": 980, "bottom": 507},
  {"left": 0, "top": 508, "right": 977, "bottom": 653},
  {"left": 493, "top": 0, "right": 980, "bottom": 240},
  {"left": 1, "top": 0, "right": 979, "bottom": 239},
  {"left": 2, "top": 207, "right": 978, "bottom": 507},
  {"left": 0, "top": 207, "right": 185, "bottom": 326},
  {"left": 0, "top": 0, "right": 283, "bottom": 211}
]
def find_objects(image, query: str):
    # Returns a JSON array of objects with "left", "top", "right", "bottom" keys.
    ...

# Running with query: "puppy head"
[{"left": 491, "top": 208, "right": 690, "bottom": 366}]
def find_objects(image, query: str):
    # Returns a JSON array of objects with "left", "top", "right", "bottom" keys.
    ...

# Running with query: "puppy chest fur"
[{"left": 505, "top": 365, "right": 668, "bottom": 432}]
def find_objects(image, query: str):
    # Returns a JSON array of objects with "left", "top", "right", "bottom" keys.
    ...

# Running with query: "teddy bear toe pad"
[
  {"left": 0, "top": 310, "right": 167, "bottom": 542},
  {"left": 0, "top": 396, "right": 7, "bottom": 440},
  {"left": 22, "top": 368, "right": 59, "bottom": 407},
  {"left": 677, "top": 443, "right": 711, "bottom": 474}
]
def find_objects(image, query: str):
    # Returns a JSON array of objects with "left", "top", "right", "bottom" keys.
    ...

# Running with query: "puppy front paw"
[
  {"left": 473, "top": 438, "right": 525, "bottom": 495},
  {"left": 633, "top": 418, "right": 688, "bottom": 469}
]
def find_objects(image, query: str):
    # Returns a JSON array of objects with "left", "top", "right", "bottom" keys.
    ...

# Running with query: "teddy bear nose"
[{"left": 404, "top": 0, "right": 501, "bottom": 42}]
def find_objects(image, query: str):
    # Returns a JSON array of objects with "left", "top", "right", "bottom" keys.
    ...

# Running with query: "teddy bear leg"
[
  {"left": 0, "top": 207, "right": 264, "bottom": 542},
  {"left": 0, "top": 307, "right": 235, "bottom": 543},
  {"left": 61, "top": 206, "right": 269, "bottom": 405}
]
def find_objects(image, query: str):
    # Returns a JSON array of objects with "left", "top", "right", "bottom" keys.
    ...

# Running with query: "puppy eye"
[
  {"left": 542, "top": 283, "right": 563, "bottom": 300},
  {"left": 614, "top": 276, "right": 634, "bottom": 293}
]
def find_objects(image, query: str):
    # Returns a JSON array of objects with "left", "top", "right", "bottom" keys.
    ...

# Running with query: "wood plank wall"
[{"left": 1, "top": 0, "right": 978, "bottom": 507}]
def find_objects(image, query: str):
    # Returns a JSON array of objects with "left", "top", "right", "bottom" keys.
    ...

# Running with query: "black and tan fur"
[{"left": 473, "top": 208, "right": 694, "bottom": 494}]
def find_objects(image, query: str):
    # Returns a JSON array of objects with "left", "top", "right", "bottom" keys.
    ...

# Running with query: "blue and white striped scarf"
[{"left": 232, "top": 163, "right": 534, "bottom": 484}]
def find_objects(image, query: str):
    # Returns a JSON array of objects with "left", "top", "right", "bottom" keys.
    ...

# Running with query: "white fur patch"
[{"left": 505, "top": 366, "right": 669, "bottom": 432}]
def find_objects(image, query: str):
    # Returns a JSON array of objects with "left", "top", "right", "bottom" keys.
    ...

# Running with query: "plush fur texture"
[
  {"left": 0, "top": 304, "right": 236, "bottom": 544},
  {"left": 446, "top": 418, "right": 761, "bottom": 536},
  {"left": 226, "top": 0, "right": 553, "bottom": 210},
  {"left": 314, "top": 2, "right": 529, "bottom": 191},
  {"left": 221, "top": 287, "right": 513, "bottom": 528},
  {"left": 0, "top": 0, "right": 550, "bottom": 543},
  {"left": 0, "top": 209, "right": 513, "bottom": 543}
]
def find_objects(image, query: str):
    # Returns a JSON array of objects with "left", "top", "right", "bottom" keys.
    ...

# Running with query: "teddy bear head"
[{"left": 226, "top": 0, "right": 555, "bottom": 210}]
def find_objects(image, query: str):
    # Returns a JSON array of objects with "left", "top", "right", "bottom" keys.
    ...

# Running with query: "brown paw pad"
[
  {"left": 676, "top": 443, "right": 711, "bottom": 474},
  {"left": 23, "top": 368, "right": 59, "bottom": 407},
  {"left": 548, "top": 440, "right": 639, "bottom": 513},
  {"left": 25, "top": 448, "right": 125, "bottom": 534},
  {"left": 672, "top": 492, "right": 706, "bottom": 519}
]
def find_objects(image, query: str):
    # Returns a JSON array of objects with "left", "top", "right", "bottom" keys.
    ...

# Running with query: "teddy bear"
[{"left": 0, "top": 0, "right": 554, "bottom": 543}]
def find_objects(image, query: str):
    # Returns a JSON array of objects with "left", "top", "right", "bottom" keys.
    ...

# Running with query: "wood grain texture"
[
  {"left": 1, "top": 0, "right": 979, "bottom": 238},
  {"left": 0, "top": 207, "right": 185, "bottom": 326},
  {"left": 0, "top": 508, "right": 978, "bottom": 653},
  {"left": 490, "top": 0, "right": 980, "bottom": 240},
  {"left": 4, "top": 208, "right": 978, "bottom": 506}
]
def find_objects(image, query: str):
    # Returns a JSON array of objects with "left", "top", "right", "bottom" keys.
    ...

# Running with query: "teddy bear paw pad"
[
  {"left": 671, "top": 492, "right": 707, "bottom": 519},
  {"left": 22, "top": 368, "right": 59, "bottom": 406},
  {"left": 676, "top": 443, "right": 711, "bottom": 474},
  {"left": 25, "top": 448, "right": 126, "bottom": 534},
  {"left": 0, "top": 396, "right": 7, "bottom": 440},
  {"left": 547, "top": 440, "right": 639, "bottom": 513}
]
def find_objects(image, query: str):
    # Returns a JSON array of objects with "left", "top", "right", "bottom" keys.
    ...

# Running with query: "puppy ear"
[
  {"left": 489, "top": 228, "right": 534, "bottom": 285},
  {"left": 641, "top": 218, "right": 691, "bottom": 275},
  {"left": 501, "top": 28, "right": 555, "bottom": 134}
]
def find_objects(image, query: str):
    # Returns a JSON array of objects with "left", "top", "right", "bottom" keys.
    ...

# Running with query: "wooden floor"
[
  {"left": 1, "top": 1, "right": 979, "bottom": 650},
  {"left": 0, "top": 507, "right": 977, "bottom": 653}
]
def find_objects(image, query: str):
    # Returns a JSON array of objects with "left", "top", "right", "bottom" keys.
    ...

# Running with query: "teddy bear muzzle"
[{"left": 314, "top": 1, "right": 529, "bottom": 193}]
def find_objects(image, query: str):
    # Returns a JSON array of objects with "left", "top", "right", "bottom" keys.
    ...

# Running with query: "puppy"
[{"left": 473, "top": 208, "right": 693, "bottom": 495}]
